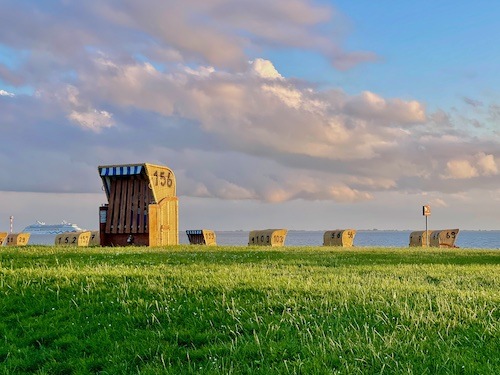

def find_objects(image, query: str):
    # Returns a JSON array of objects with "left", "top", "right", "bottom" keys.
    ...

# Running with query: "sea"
[{"left": 24, "top": 230, "right": 500, "bottom": 249}]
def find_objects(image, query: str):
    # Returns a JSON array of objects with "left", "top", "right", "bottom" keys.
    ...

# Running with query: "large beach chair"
[{"left": 98, "top": 163, "right": 178, "bottom": 246}]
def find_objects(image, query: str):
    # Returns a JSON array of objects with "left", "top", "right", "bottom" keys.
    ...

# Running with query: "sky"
[{"left": 2, "top": 0, "right": 500, "bottom": 232}]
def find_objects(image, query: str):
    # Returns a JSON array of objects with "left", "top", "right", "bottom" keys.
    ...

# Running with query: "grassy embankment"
[{"left": 0, "top": 245, "right": 499, "bottom": 374}]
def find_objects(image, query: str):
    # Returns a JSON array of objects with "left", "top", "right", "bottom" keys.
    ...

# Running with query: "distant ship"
[{"left": 22, "top": 221, "right": 84, "bottom": 235}]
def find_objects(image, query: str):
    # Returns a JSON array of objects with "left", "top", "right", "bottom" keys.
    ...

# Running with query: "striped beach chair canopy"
[{"left": 99, "top": 164, "right": 145, "bottom": 199}]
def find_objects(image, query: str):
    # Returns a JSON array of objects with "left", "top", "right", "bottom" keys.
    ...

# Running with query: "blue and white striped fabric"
[
  {"left": 100, "top": 165, "right": 143, "bottom": 176},
  {"left": 186, "top": 230, "right": 203, "bottom": 235}
]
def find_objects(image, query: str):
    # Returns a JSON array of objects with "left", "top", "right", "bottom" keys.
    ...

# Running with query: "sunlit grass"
[{"left": 0, "top": 245, "right": 499, "bottom": 374}]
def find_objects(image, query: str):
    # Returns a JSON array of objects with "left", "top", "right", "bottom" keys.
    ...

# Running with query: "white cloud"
[
  {"left": 3, "top": 45, "right": 500, "bottom": 204},
  {"left": 68, "top": 109, "right": 113, "bottom": 132},
  {"left": 84, "top": 56, "right": 426, "bottom": 166},
  {"left": 329, "top": 185, "right": 373, "bottom": 202},
  {"left": 184, "top": 65, "right": 215, "bottom": 77},
  {"left": 49, "top": 85, "right": 116, "bottom": 131},
  {"left": 346, "top": 176, "right": 397, "bottom": 190},
  {"left": 444, "top": 159, "right": 478, "bottom": 179},
  {"left": 475, "top": 152, "right": 498, "bottom": 175},
  {"left": 2, "top": 0, "right": 500, "bottom": 211},
  {"left": 443, "top": 153, "right": 498, "bottom": 180},
  {"left": 261, "top": 84, "right": 302, "bottom": 109},
  {"left": 0, "top": 89, "right": 14, "bottom": 97},
  {"left": 344, "top": 91, "right": 426, "bottom": 124},
  {"left": 251, "top": 58, "right": 283, "bottom": 80},
  {"left": 429, "top": 198, "right": 448, "bottom": 207}
]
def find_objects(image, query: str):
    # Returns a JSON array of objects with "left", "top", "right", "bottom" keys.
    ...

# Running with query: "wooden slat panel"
[
  {"left": 158, "top": 197, "right": 178, "bottom": 245},
  {"left": 137, "top": 181, "right": 146, "bottom": 233},
  {"left": 111, "top": 179, "right": 123, "bottom": 234},
  {"left": 124, "top": 179, "right": 134, "bottom": 233},
  {"left": 105, "top": 179, "right": 117, "bottom": 233},
  {"left": 118, "top": 178, "right": 128, "bottom": 234},
  {"left": 149, "top": 204, "right": 158, "bottom": 246},
  {"left": 167, "top": 198, "right": 179, "bottom": 245},
  {"left": 136, "top": 180, "right": 142, "bottom": 233},
  {"left": 144, "top": 184, "right": 153, "bottom": 232},
  {"left": 131, "top": 179, "right": 140, "bottom": 234}
]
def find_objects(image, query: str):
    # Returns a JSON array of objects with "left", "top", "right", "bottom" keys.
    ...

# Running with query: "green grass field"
[{"left": 0, "top": 245, "right": 499, "bottom": 374}]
